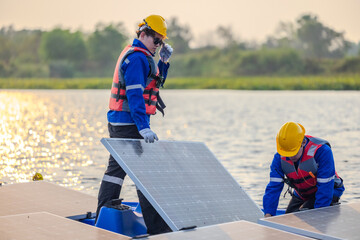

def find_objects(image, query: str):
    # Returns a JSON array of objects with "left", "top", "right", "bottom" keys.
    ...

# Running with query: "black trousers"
[
  {"left": 96, "top": 124, "right": 171, "bottom": 235},
  {"left": 286, "top": 194, "right": 340, "bottom": 213}
]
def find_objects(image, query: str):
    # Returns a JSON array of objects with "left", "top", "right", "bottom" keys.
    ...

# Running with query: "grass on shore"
[{"left": 1, "top": 75, "right": 360, "bottom": 90}]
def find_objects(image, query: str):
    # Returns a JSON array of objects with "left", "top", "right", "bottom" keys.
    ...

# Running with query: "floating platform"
[
  {"left": 0, "top": 181, "right": 97, "bottom": 219},
  {"left": 0, "top": 212, "right": 130, "bottom": 240}
]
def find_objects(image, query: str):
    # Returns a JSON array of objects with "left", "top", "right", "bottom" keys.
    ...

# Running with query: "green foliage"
[
  {"left": 14, "top": 63, "right": 48, "bottom": 78},
  {"left": 87, "top": 23, "right": 128, "bottom": 76},
  {"left": 0, "top": 27, "right": 45, "bottom": 77},
  {"left": 40, "top": 28, "right": 88, "bottom": 78},
  {"left": 333, "top": 57, "right": 360, "bottom": 73},
  {"left": 170, "top": 47, "right": 306, "bottom": 77},
  {"left": 233, "top": 48, "right": 304, "bottom": 75},
  {"left": 0, "top": 13, "right": 359, "bottom": 79},
  {"left": 166, "top": 17, "right": 192, "bottom": 54},
  {"left": 0, "top": 34, "right": 12, "bottom": 63},
  {"left": 0, "top": 78, "right": 111, "bottom": 89},
  {"left": 0, "top": 61, "right": 14, "bottom": 77},
  {"left": 2, "top": 75, "right": 359, "bottom": 90},
  {"left": 41, "top": 28, "right": 87, "bottom": 62},
  {"left": 216, "top": 26, "right": 238, "bottom": 48},
  {"left": 296, "top": 14, "right": 350, "bottom": 59},
  {"left": 267, "top": 14, "right": 350, "bottom": 59},
  {"left": 301, "top": 59, "right": 321, "bottom": 75},
  {"left": 170, "top": 48, "right": 230, "bottom": 77},
  {"left": 48, "top": 60, "right": 74, "bottom": 78},
  {"left": 164, "top": 75, "right": 360, "bottom": 90}
]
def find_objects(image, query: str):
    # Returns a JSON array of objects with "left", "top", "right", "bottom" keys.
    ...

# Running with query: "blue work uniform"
[
  {"left": 97, "top": 39, "right": 171, "bottom": 235},
  {"left": 107, "top": 38, "right": 169, "bottom": 131},
  {"left": 263, "top": 137, "right": 345, "bottom": 216}
]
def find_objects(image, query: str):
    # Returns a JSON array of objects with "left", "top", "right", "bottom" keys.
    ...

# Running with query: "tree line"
[{"left": 1, "top": 14, "right": 360, "bottom": 78}]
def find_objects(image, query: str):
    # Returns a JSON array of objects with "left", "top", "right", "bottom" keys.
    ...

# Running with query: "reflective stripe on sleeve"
[
  {"left": 317, "top": 175, "right": 335, "bottom": 183},
  {"left": 126, "top": 84, "right": 144, "bottom": 91},
  {"left": 270, "top": 177, "right": 284, "bottom": 183},
  {"left": 102, "top": 175, "right": 124, "bottom": 186}
]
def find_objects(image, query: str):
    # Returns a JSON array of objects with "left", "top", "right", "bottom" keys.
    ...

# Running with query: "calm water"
[{"left": 1, "top": 89, "right": 360, "bottom": 209}]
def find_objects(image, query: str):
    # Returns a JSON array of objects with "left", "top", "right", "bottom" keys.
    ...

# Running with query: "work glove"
[
  {"left": 139, "top": 128, "right": 159, "bottom": 143},
  {"left": 159, "top": 43, "right": 173, "bottom": 63}
]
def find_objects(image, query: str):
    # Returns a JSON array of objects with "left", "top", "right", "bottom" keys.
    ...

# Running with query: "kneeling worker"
[{"left": 263, "top": 122, "right": 345, "bottom": 217}]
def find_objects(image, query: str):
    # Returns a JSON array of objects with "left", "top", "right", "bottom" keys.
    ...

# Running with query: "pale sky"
[{"left": 1, "top": 0, "right": 359, "bottom": 46}]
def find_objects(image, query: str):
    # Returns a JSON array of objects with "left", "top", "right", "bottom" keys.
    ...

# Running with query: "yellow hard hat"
[
  {"left": 138, "top": 15, "right": 167, "bottom": 38},
  {"left": 32, "top": 172, "right": 43, "bottom": 181},
  {"left": 276, "top": 122, "right": 305, "bottom": 157}
]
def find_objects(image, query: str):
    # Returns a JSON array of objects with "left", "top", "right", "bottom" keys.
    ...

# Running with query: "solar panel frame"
[
  {"left": 147, "top": 220, "right": 312, "bottom": 240},
  {"left": 101, "top": 138, "right": 263, "bottom": 231},
  {"left": 258, "top": 202, "right": 360, "bottom": 240}
]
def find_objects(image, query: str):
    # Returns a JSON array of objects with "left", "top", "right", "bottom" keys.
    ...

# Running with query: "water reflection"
[
  {"left": 1, "top": 90, "right": 360, "bottom": 208},
  {"left": 0, "top": 90, "right": 106, "bottom": 194}
]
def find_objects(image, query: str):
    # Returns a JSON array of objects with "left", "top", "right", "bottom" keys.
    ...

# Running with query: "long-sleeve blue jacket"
[
  {"left": 263, "top": 138, "right": 345, "bottom": 216},
  {"left": 107, "top": 39, "right": 169, "bottom": 131}
]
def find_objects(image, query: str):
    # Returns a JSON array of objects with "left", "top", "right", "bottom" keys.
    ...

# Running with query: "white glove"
[
  {"left": 139, "top": 128, "right": 159, "bottom": 143},
  {"left": 159, "top": 44, "right": 173, "bottom": 62}
]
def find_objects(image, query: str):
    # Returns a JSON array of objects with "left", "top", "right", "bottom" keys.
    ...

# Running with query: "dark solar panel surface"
[
  {"left": 101, "top": 138, "right": 263, "bottom": 231},
  {"left": 258, "top": 202, "right": 360, "bottom": 240}
]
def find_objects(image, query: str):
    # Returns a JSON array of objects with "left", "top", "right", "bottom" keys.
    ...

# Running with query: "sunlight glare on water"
[{"left": 0, "top": 91, "right": 105, "bottom": 193}]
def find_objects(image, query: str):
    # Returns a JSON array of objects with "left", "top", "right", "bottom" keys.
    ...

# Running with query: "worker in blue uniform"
[
  {"left": 96, "top": 15, "right": 173, "bottom": 235},
  {"left": 263, "top": 122, "right": 345, "bottom": 217}
]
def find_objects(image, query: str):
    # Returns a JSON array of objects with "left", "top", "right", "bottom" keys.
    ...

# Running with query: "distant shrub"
[
  {"left": 333, "top": 57, "right": 360, "bottom": 73},
  {"left": 233, "top": 48, "right": 305, "bottom": 75},
  {"left": 0, "top": 61, "right": 13, "bottom": 77},
  {"left": 14, "top": 63, "right": 49, "bottom": 78},
  {"left": 49, "top": 60, "right": 74, "bottom": 78},
  {"left": 302, "top": 58, "right": 325, "bottom": 74}
]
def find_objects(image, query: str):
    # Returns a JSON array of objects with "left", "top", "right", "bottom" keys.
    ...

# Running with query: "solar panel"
[
  {"left": 147, "top": 220, "right": 311, "bottom": 240},
  {"left": 101, "top": 138, "right": 263, "bottom": 231},
  {"left": 0, "top": 181, "right": 97, "bottom": 219},
  {"left": 258, "top": 202, "right": 360, "bottom": 240},
  {"left": 0, "top": 212, "right": 130, "bottom": 240}
]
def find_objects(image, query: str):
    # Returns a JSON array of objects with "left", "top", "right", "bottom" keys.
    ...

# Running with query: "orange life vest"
[
  {"left": 109, "top": 45, "right": 165, "bottom": 115},
  {"left": 281, "top": 136, "right": 328, "bottom": 200}
]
